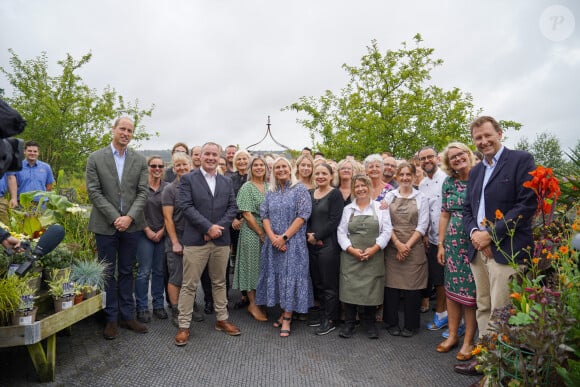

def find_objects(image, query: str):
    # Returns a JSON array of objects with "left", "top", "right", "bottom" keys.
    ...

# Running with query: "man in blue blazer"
[
  {"left": 174, "top": 142, "right": 241, "bottom": 346},
  {"left": 456, "top": 116, "right": 536, "bottom": 376},
  {"left": 86, "top": 117, "right": 149, "bottom": 339}
]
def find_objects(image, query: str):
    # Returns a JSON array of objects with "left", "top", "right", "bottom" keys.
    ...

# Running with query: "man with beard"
[
  {"left": 382, "top": 155, "right": 399, "bottom": 189},
  {"left": 417, "top": 147, "right": 448, "bottom": 332}
]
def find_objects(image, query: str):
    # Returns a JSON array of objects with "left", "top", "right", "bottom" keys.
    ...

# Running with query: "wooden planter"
[{"left": 0, "top": 292, "right": 105, "bottom": 382}]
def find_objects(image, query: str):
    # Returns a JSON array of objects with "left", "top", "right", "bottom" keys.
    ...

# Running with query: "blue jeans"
[
  {"left": 135, "top": 232, "right": 166, "bottom": 311},
  {"left": 95, "top": 231, "right": 140, "bottom": 322}
]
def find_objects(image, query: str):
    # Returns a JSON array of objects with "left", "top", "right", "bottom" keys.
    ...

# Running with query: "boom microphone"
[{"left": 16, "top": 224, "right": 66, "bottom": 276}]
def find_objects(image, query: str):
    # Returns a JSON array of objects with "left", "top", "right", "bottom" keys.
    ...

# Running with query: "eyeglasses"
[
  {"left": 149, "top": 164, "right": 164, "bottom": 169},
  {"left": 449, "top": 151, "right": 466, "bottom": 162},
  {"left": 419, "top": 154, "right": 436, "bottom": 162}
]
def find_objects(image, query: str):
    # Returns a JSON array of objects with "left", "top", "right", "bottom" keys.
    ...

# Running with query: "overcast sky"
[{"left": 1, "top": 0, "right": 579, "bottom": 155}]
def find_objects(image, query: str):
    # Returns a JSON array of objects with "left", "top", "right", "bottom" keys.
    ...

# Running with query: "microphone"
[{"left": 16, "top": 224, "right": 66, "bottom": 276}]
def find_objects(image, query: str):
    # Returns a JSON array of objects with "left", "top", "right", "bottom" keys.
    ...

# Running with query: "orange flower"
[
  {"left": 532, "top": 257, "right": 540, "bottom": 265},
  {"left": 495, "top": 209, "right": 504, "bottom": 220},
  {"left": 546, "top": 252, "right": 553, "bottom": 259},
  {"left": 510, "top": 292, "right": 522, "bottom": 301},
  {"left": 559, "top": 246, "right": 569, "bottom": 255},
  {"left": 502, "top": 334, "right": 510, "bottom": 343},
  {"left": 471, "top": 346, "right": 482, "bottom": 356}
]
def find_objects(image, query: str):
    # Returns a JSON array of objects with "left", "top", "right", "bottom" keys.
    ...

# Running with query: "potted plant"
[
  {"left": 46, "top": 268, "right": 75, "bottom": 312},
  {"left": 12, "top": 275, "right": 38, "bottom": 325},
  {"left": 70, "top": 259, "right": 108, "bottom": 299},
  {"left": 0, "top": 273, "right": 39, "bottom": 326}
]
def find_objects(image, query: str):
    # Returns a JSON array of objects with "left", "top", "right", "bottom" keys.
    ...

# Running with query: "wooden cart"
[{"left": 0, "top": 292, "right": 105, "bottom": 382}]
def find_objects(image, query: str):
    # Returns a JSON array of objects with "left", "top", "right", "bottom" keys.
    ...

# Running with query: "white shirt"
[
  {"left": 418, "top": 168, "right": 447, "bottom": 244},
  {"left": 477, "top": 146, "right": 505, "bottom": 230},
  {"left": 337, "top": 200, "right": 393, "bottom": 251},
  {"left": 384, "top": 188, "right": 430, "bottom": 236},
  {"left": 200, "top": 167, "right": 216, "bottom": 196}
]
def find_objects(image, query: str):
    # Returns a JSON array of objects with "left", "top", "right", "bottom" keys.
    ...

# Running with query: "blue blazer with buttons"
[{"left": 463, "top": 147, "right": 537, "bottom": 264}]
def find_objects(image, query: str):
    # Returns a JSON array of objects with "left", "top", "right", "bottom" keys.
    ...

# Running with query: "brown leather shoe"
[
  {"left": 103, "top": 321, "right": 118, "bottom": 340},
  {"left": 248, "top": 305, "right": 268, "bottom": 322},
  {"left": 215, "top": 320, "right": 241, "bottom": 336},
  {"left": 453, "top": 359, "right": 482, "bottom": 376},
  {"left": 174, "top": 328, "right": 190, "bottom": 346},
  {"left": 456, "top": 351, "right": 474, "bottom": 361},
  {"left": 436, "top": 340, "right": 459, "bottom": 353},
  {"left": 120, "top": 319, "right": 149, "bottom": 333}
]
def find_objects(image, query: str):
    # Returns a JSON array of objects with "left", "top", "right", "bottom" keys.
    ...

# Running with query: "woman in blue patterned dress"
[
  {"left": 233, "top": 156, "right": 268, "bottom": 322},
  {"left": 436, "top": 142, "right": 477, "bottom": 360},
  {"left": 256, "top": 157, "right": 313, "bottom": 337}
]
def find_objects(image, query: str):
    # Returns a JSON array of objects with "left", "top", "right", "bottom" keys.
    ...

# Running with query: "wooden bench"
[{"left": 0, "top": 292, "right": 105, "bottom": 382}]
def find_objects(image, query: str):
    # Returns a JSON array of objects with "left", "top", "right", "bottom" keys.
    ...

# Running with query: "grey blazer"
[
  {"left": 86, "top": 145, "right": 148, "bottom": 235},
  {"left": 178, "top": 169, "right": 237, "bottom": 246}
]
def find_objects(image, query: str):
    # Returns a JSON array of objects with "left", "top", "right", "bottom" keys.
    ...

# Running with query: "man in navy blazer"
[
  {"left": 174, "top": 142, "right": 241, "bottom": 346},
  {"left": 456, "top": 116, "right": 536, "bottom": 376},
  {"left": 86, "top": 117, "right": 149, "bottom": 340}
]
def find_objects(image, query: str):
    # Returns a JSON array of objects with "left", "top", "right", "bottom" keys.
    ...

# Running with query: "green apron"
[
  {"left": 384, "top": 196, "right": 428, "bottom": 290},
  {"left": 339, "top": 205, "right": 384, "bottom": 306}
]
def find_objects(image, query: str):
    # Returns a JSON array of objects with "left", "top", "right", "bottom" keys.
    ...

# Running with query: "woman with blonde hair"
[
  {"left": 435, "top": 142, "right": 477, "bottom": 361},
  {"left": 294, "top": 153, "right": 315, "bottom": 189},
  {"left": 256, "top": 157, "right": 313, "bottom": 337}
]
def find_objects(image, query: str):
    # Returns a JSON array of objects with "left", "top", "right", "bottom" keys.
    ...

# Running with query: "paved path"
[{"left": 0, "top": 292, "right": 480, "bottom": 386}]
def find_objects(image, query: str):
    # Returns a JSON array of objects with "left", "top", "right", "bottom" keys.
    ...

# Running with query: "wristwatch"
[{"left": 282, "top": 234, "right": 288, "bottom": 241}]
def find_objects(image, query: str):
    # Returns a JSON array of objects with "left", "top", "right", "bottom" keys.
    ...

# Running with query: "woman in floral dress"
[
  {"left": 256, "top": 157, "right": 313, "bottom": 337},
  {"left": 436, "top": 142, "right": 477, "bottom": 360},
  {"left": 233, "top": 156, "right": 268, "bottom": 321}
]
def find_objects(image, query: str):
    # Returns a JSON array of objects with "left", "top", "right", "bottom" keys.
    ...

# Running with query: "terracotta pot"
[{"left": 74, "top": 293, "right": 84, "bottom": 305}]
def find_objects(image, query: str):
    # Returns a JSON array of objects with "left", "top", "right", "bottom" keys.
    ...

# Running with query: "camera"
[{"left": 0, "top": 98, "right": 26, "bottom": 178}]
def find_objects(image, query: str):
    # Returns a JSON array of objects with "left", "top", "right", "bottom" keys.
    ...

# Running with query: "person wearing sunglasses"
[{"left": 135, "top": 156, "right": 170, "bottom": 324}]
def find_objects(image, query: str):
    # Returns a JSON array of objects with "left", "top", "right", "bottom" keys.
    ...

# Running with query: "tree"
[
  {"left": 285, "top": 34, "right": 522, "bottom": 160},
  {"left": 516, "top": 132, "right": 565, "bottom": 172},
  {"left": 1, "top": 49, "right": 156, "bottom": 176}
]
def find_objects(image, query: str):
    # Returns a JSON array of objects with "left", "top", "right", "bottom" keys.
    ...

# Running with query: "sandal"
[
  {"left": 273, "top": 315, "right": 283, "bottom": 328},
  {"left": 280, "top": 316, "right": 292, "bottom": 338}
]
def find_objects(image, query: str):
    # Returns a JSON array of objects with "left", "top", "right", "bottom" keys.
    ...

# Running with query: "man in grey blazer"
[
  {"left": 86, "top": 117, "right": 150, "bottom": 339},
  {"left": 174, "top": 142, "right": 241, "bottom": 346}
]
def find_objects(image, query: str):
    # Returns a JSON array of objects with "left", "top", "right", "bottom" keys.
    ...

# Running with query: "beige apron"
[
  {"left": 384, "top": 197, "right": 428, "bottom": 290},
  {"left": 339, "top": 206, "right": 384, "bottom": 305}
]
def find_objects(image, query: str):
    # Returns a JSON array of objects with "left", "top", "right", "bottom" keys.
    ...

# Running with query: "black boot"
[
  {"left": 339, "top": 321, "right": 356, "bottom": 338},
  {"left": 363, "top": 306, "right": 379, "bottom": 339}
]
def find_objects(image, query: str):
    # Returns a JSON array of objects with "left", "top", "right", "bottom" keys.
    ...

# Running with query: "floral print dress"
[
  {"left": 441, "top": 176, "right": 476, "bottom": 306},
  {"left": 256, "top": 182, "right": 314, "bottom": 313}
]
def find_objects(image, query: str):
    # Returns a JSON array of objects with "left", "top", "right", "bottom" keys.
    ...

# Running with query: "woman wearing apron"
[
  {"left": 383, "top": 162, "right": 429, "bottom": 337},
  {"left": 337, "top": 175, "right": 392, "bottom": 339}
]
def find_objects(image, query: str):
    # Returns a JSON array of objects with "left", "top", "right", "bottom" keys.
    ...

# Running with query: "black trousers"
[
  {"left": 383, "top": 287, "right": 422, "bottom": 330},
  {"left": 344, "top": 303, "right": 375, "bottom": 325},
  {"left": 308, "top": 243, "right": 340, "bottom": 321}
]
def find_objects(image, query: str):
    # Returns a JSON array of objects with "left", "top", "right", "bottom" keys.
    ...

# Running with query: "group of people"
[{"left": 80, "top": 115, "right": 536, "bottom": 383}]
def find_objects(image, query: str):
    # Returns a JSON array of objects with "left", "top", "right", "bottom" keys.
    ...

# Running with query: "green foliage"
[
  {"left": 70, "top": 259, "right": 108, "bottom": 291},
  {"left": 516, "top": 132, "right": 566, "bottom": 172},
  {"left": 0, "top": 49, "right": 156, "bottom": 176},
  {"left": 557, "top": 144, "right": 580, "bottom": 211},
  {"left": 285, "top": 34, "right": 500, "bottom": 159}
]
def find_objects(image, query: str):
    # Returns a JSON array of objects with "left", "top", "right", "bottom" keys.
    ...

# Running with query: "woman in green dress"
[
  {"left": 436, "top": 142, "right": 477, "bottom": 361},
  {"left": 233, "top": 156, "right": 268, "bottom": 321}
]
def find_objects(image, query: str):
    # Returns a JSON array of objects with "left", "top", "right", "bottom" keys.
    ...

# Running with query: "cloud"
[{"left": 1, "top": 0, "right": 578, "bottom": 155}]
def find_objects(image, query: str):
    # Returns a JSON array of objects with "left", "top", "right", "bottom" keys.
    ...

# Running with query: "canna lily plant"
[{"left": 474, "top": 166, "right": 579, "bottom": 386}]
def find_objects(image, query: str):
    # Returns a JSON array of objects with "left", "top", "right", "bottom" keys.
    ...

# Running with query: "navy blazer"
[
  {"left": 463, "top": 147, "right": 537, "bottom": 264},
  {"left": 177, "top": 169, "right": 238, "bottom": 246}
]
